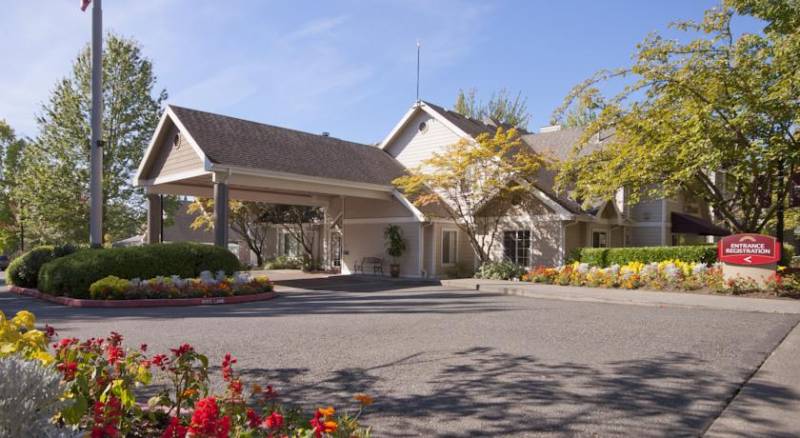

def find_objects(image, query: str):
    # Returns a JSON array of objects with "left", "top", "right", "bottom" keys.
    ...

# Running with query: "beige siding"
[
  {"left": 343, "top": 197, "right": 413, "bottom": 219},
  {"left": 342, "top": 222, "right": 421, "bottom": 277},
  {"left": 564, "top": 222, "right": 586, "bottom": 257},
  {"left": 385, "top": 111, "right": 463, "bottom": 169},
  {"left": 144, "top": 124, "right": 205, "bottom": 179}
]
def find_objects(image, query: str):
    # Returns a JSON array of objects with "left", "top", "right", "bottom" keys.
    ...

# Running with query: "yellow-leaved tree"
[{"left": 393, "top": 128, "right": 542, "bottom": 264}]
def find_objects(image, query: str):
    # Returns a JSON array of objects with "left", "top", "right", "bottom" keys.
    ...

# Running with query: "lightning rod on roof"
[{"left": 416, "top": 39, "right": 421, "bottom": 102}]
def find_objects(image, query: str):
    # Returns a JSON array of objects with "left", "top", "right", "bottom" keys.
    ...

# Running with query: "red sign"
[{"left": 718, "top": 234, "right": 781, "bottom": 265}]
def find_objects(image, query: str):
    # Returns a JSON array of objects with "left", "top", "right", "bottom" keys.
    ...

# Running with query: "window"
[
  {"left": 503, "top": 230, "right": 531, "bottom": 266},
  {"left": 592, "top": 231, "right": 608, "bottom": 248},
  {"left": 442, "top": 230, "right": 457, "bottom": 265},
  {"left": 282, "top": 233, "right": 300, "bottom": 257}
]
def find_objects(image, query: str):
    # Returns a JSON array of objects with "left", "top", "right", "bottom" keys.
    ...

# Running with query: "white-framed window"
[
  {"left": 592, "top": 231, "right": 608, "bottom": 248},
  {"left": 441, "top": 229, "right": 457, "bottom": 265},
  {"left": 503, "top": 230, "right": 531, "bottom": 266},
  {"left": 281, "top": 232, "right": 301, "bottom": 257}
]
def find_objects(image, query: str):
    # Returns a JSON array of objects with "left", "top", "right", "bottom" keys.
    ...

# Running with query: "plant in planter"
[{"left": 384, "top": 225, "right": 407, "bottom": 278}]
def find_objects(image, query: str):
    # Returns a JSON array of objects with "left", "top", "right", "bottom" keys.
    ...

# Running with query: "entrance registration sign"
[{"left": 718, "top": 234, "right": 781, "bottom": 266}]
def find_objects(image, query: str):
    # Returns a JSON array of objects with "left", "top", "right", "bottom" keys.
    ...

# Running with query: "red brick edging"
[{"left": 8, "top": 286, "right": 278, "bottom": 308}]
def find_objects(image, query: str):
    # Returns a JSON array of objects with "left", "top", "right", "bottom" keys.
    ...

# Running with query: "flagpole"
[{"left": 89, "top": 0, "right": 104, "bottom": 247}]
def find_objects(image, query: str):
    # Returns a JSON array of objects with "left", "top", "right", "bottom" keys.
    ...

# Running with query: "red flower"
[
  {"left": 263, "top": 385, "right": 278, "bottom": 399},
  {"left": 246, "top": 408, "right": 260, "bottom": 428},
  {"left": 140, "top": 343, "right": 148, "bottom": 352},
  {"left": 152, "top": 354, "right": 168, "bottom": 368},
  {"left": 107, "top": 331, "right": 123, "bottom": 346},
  {"left": 44, "top": 324, "right": 57, "bottom": 337},
  {"left": 161, "top": 416, "right": 188, "bottom": 438},
  {"left": 55, "top": 337, "right": 78, "bottom": 350},
  {"left": 171, "top": 343, "right": 194, "bottom": 357},
  {"left": 221, "top": 353, "right": 237, "bottom": 381},
  {"left": 189, "top": 397, "right": 230, "bottom": 438},
  {"left": 92, "top": 397, "right": 122, "bottom": 438},
  {"left": 57, "top": 360, "right": 78, "bottom": 381},
  {"left": 106, "top": 344, "right": 124, "bottom": 365},
  {"left": 263, "top": 411, "right": 284, "bottom": 430}
]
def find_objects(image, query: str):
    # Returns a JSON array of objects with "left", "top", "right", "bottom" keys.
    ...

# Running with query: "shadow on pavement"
[{"left": 235, "top": 347, "right": 799, "bottom": 437}]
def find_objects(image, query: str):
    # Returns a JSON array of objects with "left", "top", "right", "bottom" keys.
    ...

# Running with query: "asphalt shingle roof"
[{"left": 170, "top": 105, "right": 407, "bottom": 186}]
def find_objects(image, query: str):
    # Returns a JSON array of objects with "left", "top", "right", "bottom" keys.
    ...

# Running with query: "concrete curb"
[
  {"left": 704, "top": 321, "right": 800, "bottom": 437},
  {"left": 9, "top": 286, "right": 278, "bottom": 308},
  {"left": 441, "top": 279, "right": 800, "bottom": 314}
]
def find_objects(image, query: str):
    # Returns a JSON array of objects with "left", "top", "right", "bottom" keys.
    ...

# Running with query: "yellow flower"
[
  {"left": 12, "top": 310, "right": 35, "bottom": 330},
  {"left": 354, "top": 393, "right": 374, "bottom": 406},
  {"left": 33, "top": 351, "right": 54, "bottom": 365},
  {"left": 318, "top": 406, "right": 335, "bottom": 418},
  {"left": 22, "top": 329, "right": 45, "bottom": 346}
]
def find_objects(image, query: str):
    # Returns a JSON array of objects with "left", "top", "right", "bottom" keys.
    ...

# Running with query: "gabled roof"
[{"left": 140, "top": 105, "right": 407, "bottom": 187}]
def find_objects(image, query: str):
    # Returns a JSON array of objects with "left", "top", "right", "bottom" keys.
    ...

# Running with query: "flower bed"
[
  {"left": 520, "top": 261, "right": 800, "bottom": 298},
  {"left": 0, "top": 310, "right": 373, "bottom": 437},
  {"left": 88, "top": 271, "right": 273, "bottom": 300}
]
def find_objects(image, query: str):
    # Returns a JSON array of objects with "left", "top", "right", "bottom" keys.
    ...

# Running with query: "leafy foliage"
[
  {"left": 7, "top": 244, "right": 77, "bottom": 288},
  {"left": 188, "top": 200, "right": 274, "bottom": 267},
  {"left": 264, "top": 255, "right": 304, "bottom": 270},
  {"left": 553, "top": 3, "right": 799, "bottom": 233},
  {"left": 37, "top": 243, "right": 241, "bottom": 299},
  {"left": 0, "top": 121, "right": 26, "bottom": 255},
  {"left": 15, "top": 34, "right": 166, "bottom": 245},
  {"left": 384, "top": 225, "right": 407, "bottom": 262},
  {"left": 570, "top": 245, "right": 718, "bottom": 267},
  {"left": 394, "top": 128, "right": 542, "bottom": 263},
  {"left": 88, "top": 273, "right": 273, "bottom": 300},
  {"left": 453, "top": 88, "right": 531, "bottom": 129},
  {"left": 260, "top": 204, "right": 323, "bottom": 264},
  {"left": 475, "top": 261, "right": 527, "bottom": 280}
]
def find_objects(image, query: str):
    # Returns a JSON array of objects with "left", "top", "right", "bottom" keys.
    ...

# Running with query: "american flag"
[{"left": 80, "top": 0, "right": 91, "bottom": 12}]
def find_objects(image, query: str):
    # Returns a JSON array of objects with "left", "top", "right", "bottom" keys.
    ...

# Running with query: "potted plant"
[{"left": 384, "top": 224, "right": 407, "bottom": 278}]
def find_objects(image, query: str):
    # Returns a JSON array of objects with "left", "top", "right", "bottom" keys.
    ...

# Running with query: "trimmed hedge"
[
  {"left": 569, "top": 243, "right": 795, "bottom": 267},
  {"left": 569, "top": 245, "right": 717, "bottom": 267},
  {"left": 37, "top": 242, "right": 241, "bottom": 299},
  {"left": 7, "top": 244, "right": 77, "bottom": 288}
]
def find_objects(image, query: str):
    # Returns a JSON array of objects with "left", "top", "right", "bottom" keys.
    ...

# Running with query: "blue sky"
[{"left": 1, "top": 1, "right": 763, "bottom": 144}]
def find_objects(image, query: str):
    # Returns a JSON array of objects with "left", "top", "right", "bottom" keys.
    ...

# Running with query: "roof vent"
[
  {"left": 539, "top": 125, "right": 562, "bottom": 133},
  {"left": 321, "top": 132, "right": 330, "bottom": 137}
]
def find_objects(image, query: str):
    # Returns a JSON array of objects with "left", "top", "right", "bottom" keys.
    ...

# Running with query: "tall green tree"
[
  {"left": 454, "top": 88, "right": 531, "bottom": 129},
  {"left": 553, "top": 3, "right": 799, "bottom": 234},
  {"left": 17, "top": 33, "right": 167, "bottom": 245},
  {"left": 0, "top": 121, "right": 26, "bottom": 254}
]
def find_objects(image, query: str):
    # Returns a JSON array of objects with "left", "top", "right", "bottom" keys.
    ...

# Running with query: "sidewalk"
[{"left": 441, "top": 278, "right": 800, "bottom": 314}]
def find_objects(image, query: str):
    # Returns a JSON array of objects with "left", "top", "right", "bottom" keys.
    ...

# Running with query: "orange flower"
[
  {"left": 182, "top": 388, "right": 198, "bottom": 399},
  {"left": 354, "top": 393, "right": 374, "bottom": 406},
  {"left": 250, "top": 384, "right": 262, "bottom": 395},
  {"left": 317, "top": 406, "right": 335, "bottom": 418},
  {"left": 323, "top": 420, "right": 338, "bottom": 433}
]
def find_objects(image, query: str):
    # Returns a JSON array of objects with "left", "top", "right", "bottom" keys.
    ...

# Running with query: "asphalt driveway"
[{"left": 1, "top": 275, "right": 798, "bottom": 437}]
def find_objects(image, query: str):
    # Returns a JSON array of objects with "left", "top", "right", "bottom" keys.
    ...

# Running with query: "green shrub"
[
  {"left": 38, "top": 242, "right": 241, "bottom": 299},
  {"left": 572, "top": 245, "right": 718, "bottom": 267},
  {"left": 89, "top": 276, "right": 131, "bottom": 300},
  {"left": 264, "top": 255, "right": 303, "bottom": 270},
  {"left": 7, "top": 244, "right": 77, "bottom": 288},
  {"left": 475, "top": 261, "right": 526, "bottom": 280}
]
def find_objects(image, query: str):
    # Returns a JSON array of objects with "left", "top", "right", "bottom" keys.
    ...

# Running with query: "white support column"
[{"left": 340, "top": 196, "right": 348, "bottom": 274}]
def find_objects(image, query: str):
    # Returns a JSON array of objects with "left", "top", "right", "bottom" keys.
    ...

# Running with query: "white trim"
[
  {"left": 138, "top": 168, "right": 210, "bottom": 186},
  {"left": 211, "top": 164, "right": 393, "bottom": 193},
  {"left": 343, "top": 217, "right": 419, "bottom": 225},
  {"left": 379, "top": 101, "right": 474, "bottom": 151},
  {"left": 392, "top": 190, "right": 426, "bottom": 222},
  {"left": 418, "top": 222, "right": 425, "bottom": 277},
  {"left": 440, "top": 227, "right": 458, "bottom": 266},
  {"left": 134, "top": 107, "right": 212, "bottom": 185}
]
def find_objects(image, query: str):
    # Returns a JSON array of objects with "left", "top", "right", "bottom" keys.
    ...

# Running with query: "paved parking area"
[{"left": 2, "top": 273, "right": 799, "bottom": 437}]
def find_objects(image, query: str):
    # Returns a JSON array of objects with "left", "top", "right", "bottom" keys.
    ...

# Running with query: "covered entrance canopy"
[{"left": 134, "top": 105, "right": 426, "bottom": 273}]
